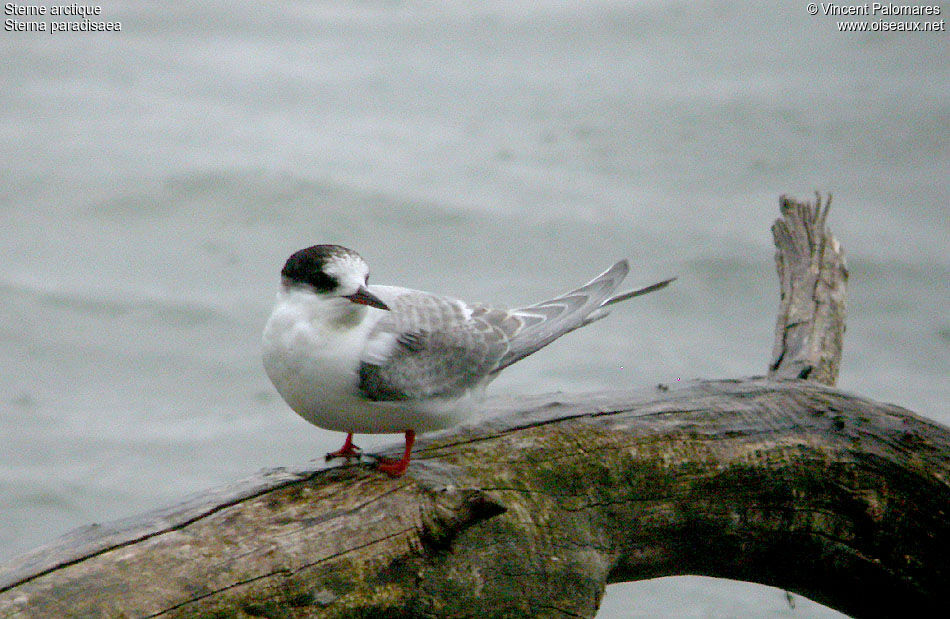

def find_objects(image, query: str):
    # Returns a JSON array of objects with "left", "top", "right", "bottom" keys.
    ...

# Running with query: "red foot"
[
  {"left": 326, "top": 433, "right": 361, "bottom": 460},
  {"left": 375, "top": 430, "right": 415, "bottom": 477}
]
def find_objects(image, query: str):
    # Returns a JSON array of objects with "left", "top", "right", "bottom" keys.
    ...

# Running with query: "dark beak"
[{"left": 344, "top": 286, "right": 389, "bottom": 311}]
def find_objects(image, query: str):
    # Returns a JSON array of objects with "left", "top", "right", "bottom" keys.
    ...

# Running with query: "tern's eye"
[{"left": 306, "top": 271, "right": 338, "bottom": 293}]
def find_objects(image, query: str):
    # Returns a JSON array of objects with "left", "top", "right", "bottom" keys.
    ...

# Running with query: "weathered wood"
[
  {"left": 769, "top": 193, "right": 848, "bottom": 385},
  {"left": 1, "top": 380, "right": 948, "bottom": 618}
]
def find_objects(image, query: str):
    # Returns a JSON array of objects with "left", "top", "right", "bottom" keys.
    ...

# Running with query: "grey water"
[{"left": 2, "top": 1, "right": 947, "bottom": 616}]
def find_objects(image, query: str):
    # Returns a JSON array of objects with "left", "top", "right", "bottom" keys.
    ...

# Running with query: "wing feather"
[
  {"left": 358, "top": 289, "right": 509, "bottom": 401},
  {"left": 494, "top": 260, "right": 631, "bottom": 369},
  {"left": 358, "top": 265, "right": 673, "bottom": 401}
]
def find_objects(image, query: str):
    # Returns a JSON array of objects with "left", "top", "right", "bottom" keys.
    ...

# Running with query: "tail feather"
[
  {"left": 494, "top": 260, "right": 672, "bottom": 371},
  {"left": 603, "top": 276, "right": 676, "bottom": 307}
]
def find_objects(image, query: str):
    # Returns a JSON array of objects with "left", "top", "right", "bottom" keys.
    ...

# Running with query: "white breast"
[
  {"left": 262, "top": 287, "right": 482, "bottom": 434},
  {"left": 261, "top": 288, "right": 376, "bottom": 426}
]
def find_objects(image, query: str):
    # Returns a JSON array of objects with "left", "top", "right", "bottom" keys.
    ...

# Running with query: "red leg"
[
  {"left": 326, "top": 433, "right": 361, "bottom": 460},
  {"left": 376, "top": 430, "right": 415, "bottom": 477}
]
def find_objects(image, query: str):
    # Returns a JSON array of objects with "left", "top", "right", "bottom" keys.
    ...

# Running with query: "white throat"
[{"left": 261, "top": 287, "right": 380, "bottom": 421}]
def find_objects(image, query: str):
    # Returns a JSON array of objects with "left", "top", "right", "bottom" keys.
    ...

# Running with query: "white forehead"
[{"left": 323, "top": 252, "right": 369, "bottom": 284}]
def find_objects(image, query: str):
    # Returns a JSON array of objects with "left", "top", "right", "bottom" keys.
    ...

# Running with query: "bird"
[{"left": 262, "top": 244, "right": 673, "bottom": 477}]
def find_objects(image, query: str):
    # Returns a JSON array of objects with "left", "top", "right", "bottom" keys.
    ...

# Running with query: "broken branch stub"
[{"left": 769, "top": 193, "right": 848, "bottom": 385}]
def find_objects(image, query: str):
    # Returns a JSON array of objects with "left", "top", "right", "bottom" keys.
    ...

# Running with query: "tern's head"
[{"left": 279, "top": 244, "right": 389, "bottom": 310}]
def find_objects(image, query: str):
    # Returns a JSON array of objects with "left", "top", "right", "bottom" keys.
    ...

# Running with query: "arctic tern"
[{"left": 262, "top": 244, "right": 673, "bottom": 476}]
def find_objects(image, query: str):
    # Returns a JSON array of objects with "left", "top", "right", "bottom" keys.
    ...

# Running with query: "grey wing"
[
  {"left": 357, "top": 289, "right": 510, "bottom": 401},
  {"left": 358, "top": 264, "right": 674, "bottom": 400},
  {"left": 491, "top": 259, "right": 631, "bottom": 370}
]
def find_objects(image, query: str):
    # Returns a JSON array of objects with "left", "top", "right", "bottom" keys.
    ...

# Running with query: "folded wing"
[
  {"left": 358, "top": 289, "right": 510, "bottom": 401},
  {"left": 357, "top": 262, "right": 673, "bottom": 401}
]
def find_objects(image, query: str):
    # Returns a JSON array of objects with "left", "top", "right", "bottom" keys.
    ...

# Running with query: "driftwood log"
[{"left": 1, "top": 197, "right": 948, "bottom": 618}]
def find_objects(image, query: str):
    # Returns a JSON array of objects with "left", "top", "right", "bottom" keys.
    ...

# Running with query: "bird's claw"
[
  {"left": 326, "top": 434, "right": 362, "bottom": 461},
  {"left": 326, "top": 447, "right": 361, "bottom": 461}
]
